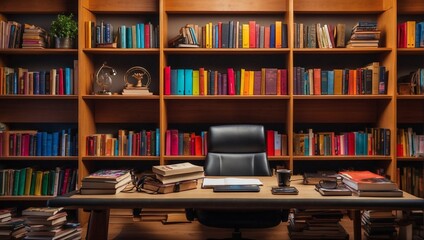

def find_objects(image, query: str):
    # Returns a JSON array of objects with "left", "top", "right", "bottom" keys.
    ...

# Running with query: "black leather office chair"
[{"left": 186, "top": 124, "right": 288, "bottom": 239}]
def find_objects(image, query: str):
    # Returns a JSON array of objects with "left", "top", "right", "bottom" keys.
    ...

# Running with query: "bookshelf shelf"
[
  {"left": 164, "top": 95, "right": 291, "bottom": 100},
  {"left": 164, "top": 48, "right": 290, "bottom": 54},
  {"left": 0, "top": 156, "right": 78, "bottom": 161},
  {"left": 293, "top": 156, "right": 392, "bottom": 161},
  {"left": 0, "top": 49, "right": 78, "bottom": 55},
  {"left": 0, "top": 196, "right": 55, "bottom": 201},
  {"left": 83, "top": 48, "right": 160, "bottom": 55},
  {"left": 82, "top": 156, "right": 160, "bottom": 161},
  {"left": 293, "top": 48, "right": 392, "bottom": 54},
  {"left": 293, "top": 95, "right": 393, "bottom": 100}
]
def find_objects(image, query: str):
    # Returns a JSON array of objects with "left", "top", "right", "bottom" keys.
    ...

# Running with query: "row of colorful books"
[
  {"left": 0, "top": 20, "right": 24, "bottom": 49},
  {"left": 85, "top": 129, "right": 160, "bottom": 157},
  {"left": 165, "top": 130, "right": 207, "bottom": 156},
  {"left": 293, "top": 128, "right": 391, "bottom": 156},
  {"left": 397, "top": 21, "right": 424, "bottom": 48},
  {"left": 0, "top": 129, "right": 78, "bottom": 157},
  {"left": 294, "top": 23, "right": 346, "bottom": 49},
  {"left": 397, "top": 128, "right": 424, "bottom": 157},
  {"left": 164, "top": 67, "right": 288, "bottom": 96},
  {"left": 0, "top": 167, "right": 77, "bottom": 196},
  {"left": 0, "top": 64, "right": 78, "bottom": 95},
  {"left": 172, "top": 20, "right": 288, "bottom": 49},
  {"left": 293, "top": 62, "right": 387, "bottom": 95},
  {"left": 266, "top": 130, "right": 288, "bottom": 157},
  {"left": 85, "top": 20, "right": 159, "bottom": 49}
]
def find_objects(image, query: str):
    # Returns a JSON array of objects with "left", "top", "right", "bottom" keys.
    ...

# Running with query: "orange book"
[
  {"left": 313, "top": 68, "right": 321, "bottom": 95},
  {"left": 339, "top": 170, "right": 398, "bottom": 191},
  {"left": 264, "top": 26, "right": 270, "bottom": 48},
  {"left": 333, "top": 69, "right": 343, "bottom": 95},
  {"left": 276, "top": 69, "right": 281, "bottom": 95},
  {"left": 275, "top": 21, "right": 282, "bottom": 48},
  {"left": 406, "top": 21, "right": 416, "bottom": 48},
  {"left": 348, "top": 69, "right": 355, "bottom": 95},
  {"left": 243, "top": 70, "right": 250, "bottom": 95}
]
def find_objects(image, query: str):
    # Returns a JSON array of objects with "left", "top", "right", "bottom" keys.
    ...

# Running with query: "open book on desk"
[{"left": 202, "top": 177, "right": 263, "bottom": 188}]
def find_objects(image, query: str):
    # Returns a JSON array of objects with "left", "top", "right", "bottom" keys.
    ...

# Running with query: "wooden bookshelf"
[{"left": 1, "top": 0, "right": 423, "bottom": 223}]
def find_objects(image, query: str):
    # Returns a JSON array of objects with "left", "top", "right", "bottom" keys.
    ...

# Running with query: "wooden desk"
[{"left": 47, "top": 177, "right": 424, "bottom": 240}]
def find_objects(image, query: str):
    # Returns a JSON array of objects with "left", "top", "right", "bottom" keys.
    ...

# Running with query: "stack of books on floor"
[
  {"left": 339, "top": 170, "right": 403, "bottom": 197},
  {"left": 361, "top": 210, "right": 397, "bottom": 240},
  {"left": 347, "top": 21, "right": 381, "bottom": 48},
  {"left": 143, "top": 162, "right": 204, "bottom": 194},
  {"left": 287, "top": 209, "right": 349, "bottom": 240},
  {"left": 80, "top": 169, "right": 132, "bottom": 195},
  {"left": 0, "top": 208, "right": 27, "bottom": 239},
  {"left": 22, "top": 207, "right": 81, "bottom": 240}
]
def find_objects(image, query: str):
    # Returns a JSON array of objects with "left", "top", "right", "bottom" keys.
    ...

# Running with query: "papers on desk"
[{"left": 202, "top": 178, "right": 263, "bottom": 188}]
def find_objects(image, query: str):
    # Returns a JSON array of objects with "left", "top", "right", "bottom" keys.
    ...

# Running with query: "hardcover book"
[
  {"left": 152, "top": 162, "right": 204, "bottom": 176},
  {"left": 140, "top": 178, "right": 198, "bottom": 194},
  {"left": 22, "top": 207, "right": 64, "bottom": 217},
  {"left": 82, "top": 169, "right": 131, "bottom": 183},
  {"left": 315, "top": 185, "right": 352, "bottom": 196},
  {"left": 339, "top": 170, "right": 398, "bottom": 191},
  {"left": 155, "top": 170, "right": 205, "bottom": 184}
]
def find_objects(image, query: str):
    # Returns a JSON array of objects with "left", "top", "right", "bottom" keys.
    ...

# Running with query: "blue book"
[
  {"left": 120, "top": 25, "right": 126, "bottom": 48},
  {"left": 105, "top": 23, "right": 112, "bottom": 43},
  {"left": 32, "top": 71, "right": 39, "bottom": 95},
  {"left": 126, "top": 27, "right": 132, "bottom": 48},
  {"left": 170, "top": 69, "right": 178, "bottom": 95},
  {"left": 41, "top": 132, "right": 48, "bottom": 156},
  {"left": 52, "top": 131, "right": 59, "bottom": 156},
  {"left": 321, "top": 70, "right": 328, "bottom": 95},
  {"left": 177, "top": 69, "right": 185, "bottom": 95},
  {"left": 156, "top": 128, "right": 160, "bottom": 156},
  {"left": 36, "top": 132, "right": 42, "bottom": 156},
  {"left": 270, "top": 23, "right": 275, "bottom": 48},
  {"left": 139, "top": 23, "right": 145, "bottom": 48},
  {"left": 214, "top": 24, "right": 219, "bottom": 48},
  {"left": 303, "top": 70, "right": 309, "bottom": 95},
  {"left": 209, "top": 70, "right": 215, "bottom": 95},
  {"left": 65, "top": 68, "right": 71, "bottom": 95},
  {"left": 184, "top": 69, "right": 193, "bottom": 95},
  {"left": 229, "top": 21, "right": 234, "bottom": 48},
  {"left": 178, "top": 133, "right": 184, "bottom": 155},
  {"left": 13, "top": 72, "right": 18, "bottom": 94},
  {"left": 39, "top": 71, "right": 46, "bottom": 95},
  {"left": 46, "top": 133, "right": 53, "bottom": 156},
  {"left": 136, "top": 23, "right": 141, "bottom": 48},
  {"left": 140, "top": 130, "right": 146, "bottom": 156},
  {"left": 417, "top": 22, "right": 424, "bottom": 47},
  {"left": 127, "top": 131, "right": 133, "bottom": 156},
  {"left": 327, "top": 70, "right": 334, "bottom": 95}
]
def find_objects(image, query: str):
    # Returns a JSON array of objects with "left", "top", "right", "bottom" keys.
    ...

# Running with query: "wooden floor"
[{"left": 81, "top": 216, "right": 356, "bottom": 240}]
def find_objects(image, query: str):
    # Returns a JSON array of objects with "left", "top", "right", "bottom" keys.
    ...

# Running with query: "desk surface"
[{"left": 48, "top": 176, "right": 424, "bottom": 210}]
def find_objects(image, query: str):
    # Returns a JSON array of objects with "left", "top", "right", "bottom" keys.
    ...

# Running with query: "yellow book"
[
  {"left": 50, "top": 68, "right": 57, "bottom": 95},
  {"left": 192, "top": 70, "right": 199, "bottom": 95},
  {"left": 406, "top": 21, "right": 416, "bottom": 48},
  {"left": 242, "top": 24, "right": 249, "bottom": 48},
  {"left": 249, "top": 70, "right": 254, "bottom": 95},
  {"left": 24, "top": 167, "right": 33, "bottom": 195},
  {"left": 275, "top": 21, "right": 282, "bottom": 48},
  {"left": 34, "top": 170, "right": 43, "bottom": 196},
  {"left": 333, "top": 69, "right": 343, "bottom": 95},
  {"left": 240, "top": 68, "right": 245, "bottom": 95},
  {"left": 206, "top": 22, "right": 213, "bottom": 48}
]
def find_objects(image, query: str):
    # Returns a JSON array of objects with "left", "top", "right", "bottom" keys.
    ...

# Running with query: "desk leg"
[
  {"left": 353, "top": 210, "right": 362, "bottom": 240},
  {"left": 86, "top": 209, "right": 110, "bottom": 240}
]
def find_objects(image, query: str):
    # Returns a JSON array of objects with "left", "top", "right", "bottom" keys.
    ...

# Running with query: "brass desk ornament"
[
  {"left": 95, "top": 62, "right": 117, "bottom": 95},
  {"left": 122, "top": 66, "right": 152, "bottom": 95}
]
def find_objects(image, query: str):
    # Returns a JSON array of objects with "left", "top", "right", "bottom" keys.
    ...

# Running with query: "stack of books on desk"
[
  {"left": 80, "top": 169, "right": 132, "bottom": 195},
  {"left": 361, "top": 210, "right": 397, "bottom": 240},
  {"left": 339, "top": 170, "right": 403, "bottom": 197},
  {"left": 23, "top": 207, "right": 81, "bottom": 240},
  {"left": 288, "top": 209, "right": 349, "bottom": 240},
  {"left": 145, "top": 162, "right": 204, "bottom": 193}
]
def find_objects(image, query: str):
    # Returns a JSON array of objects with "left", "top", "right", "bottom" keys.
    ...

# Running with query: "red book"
[
  {"left": 165, "top": 130, "right": 171, "bottom": 155},
  {"left": 227, "top": 68, "right": 235, "bottom": 95},
  {"left": 253, "top": 70, "right": 261, "bottom": 95},
  {"left": 58, "top": 68, "right": 64, "bottom": 95},
  {"left": 145, "top": 23, "right": 150, "bottom": 48},
  {"left": 146, "top": 131, "right": 151, "bottom": 156},
  {"left": 266, "top": 130, "right": 275, "bottom": 156},
  {"left": 218, "top": 22, "right": 222, "bottom": 48},
  {"left": 61, "top": 168, "right": 71, "bottom": 195},
  {"left": 164, "top": 66, "right": 171, "bottom": 95},
  {"left": 195, "top": 136, "right": 202, "bottom": 156},
  {"left": 347, "top": 132, "right": 355, "bottom": 155},
  {"left": 249, "top": 21, "right": 256, "bottom": 48},
  {"left": 170, "top": 130, "right": 179, "bottom": 155},
  {"left": 313, "top": 68, "right": 321, "bottom": 95},
  {"left": 264, "top": 26, "right": 270, "bottom": 48},
  {"left": 339, "top": 170, "right": 398, "bottom": 191},
  {"left": 199, "top": 68, "right": 205, "bottom": 95}
]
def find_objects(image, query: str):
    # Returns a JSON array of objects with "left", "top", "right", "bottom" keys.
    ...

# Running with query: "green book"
[
  {"left": 12, "top": 169, "right": 21, "bottom": 196},
  {"left": 49, "top": 170, "right": 56, "bottom": 195},
  {"left": 41, "top": 171, "right": 49, "bottom": 195},
  {"left": 18, "top": 167, "right": 26, "bottom": 195},
  {"left": 29, "top": 171, "right": 36, "bottom": 195}
]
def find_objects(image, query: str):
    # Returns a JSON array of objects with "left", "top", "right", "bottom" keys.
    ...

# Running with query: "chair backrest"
[{"left": 204, "top": 125, "right": 272, "bottom": 176}]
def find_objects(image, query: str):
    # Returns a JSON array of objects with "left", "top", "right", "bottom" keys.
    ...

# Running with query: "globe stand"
[
  {"left": 95, "top": 62, "right": 117, "bottom": 95},
  {"left": 122, "top": 66, "right": 152, "bottom": 95}
]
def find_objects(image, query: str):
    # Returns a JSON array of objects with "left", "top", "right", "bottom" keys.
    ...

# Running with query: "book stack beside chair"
[{"left": 137, "top": 162, "right": 204, "bottom": 194}]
